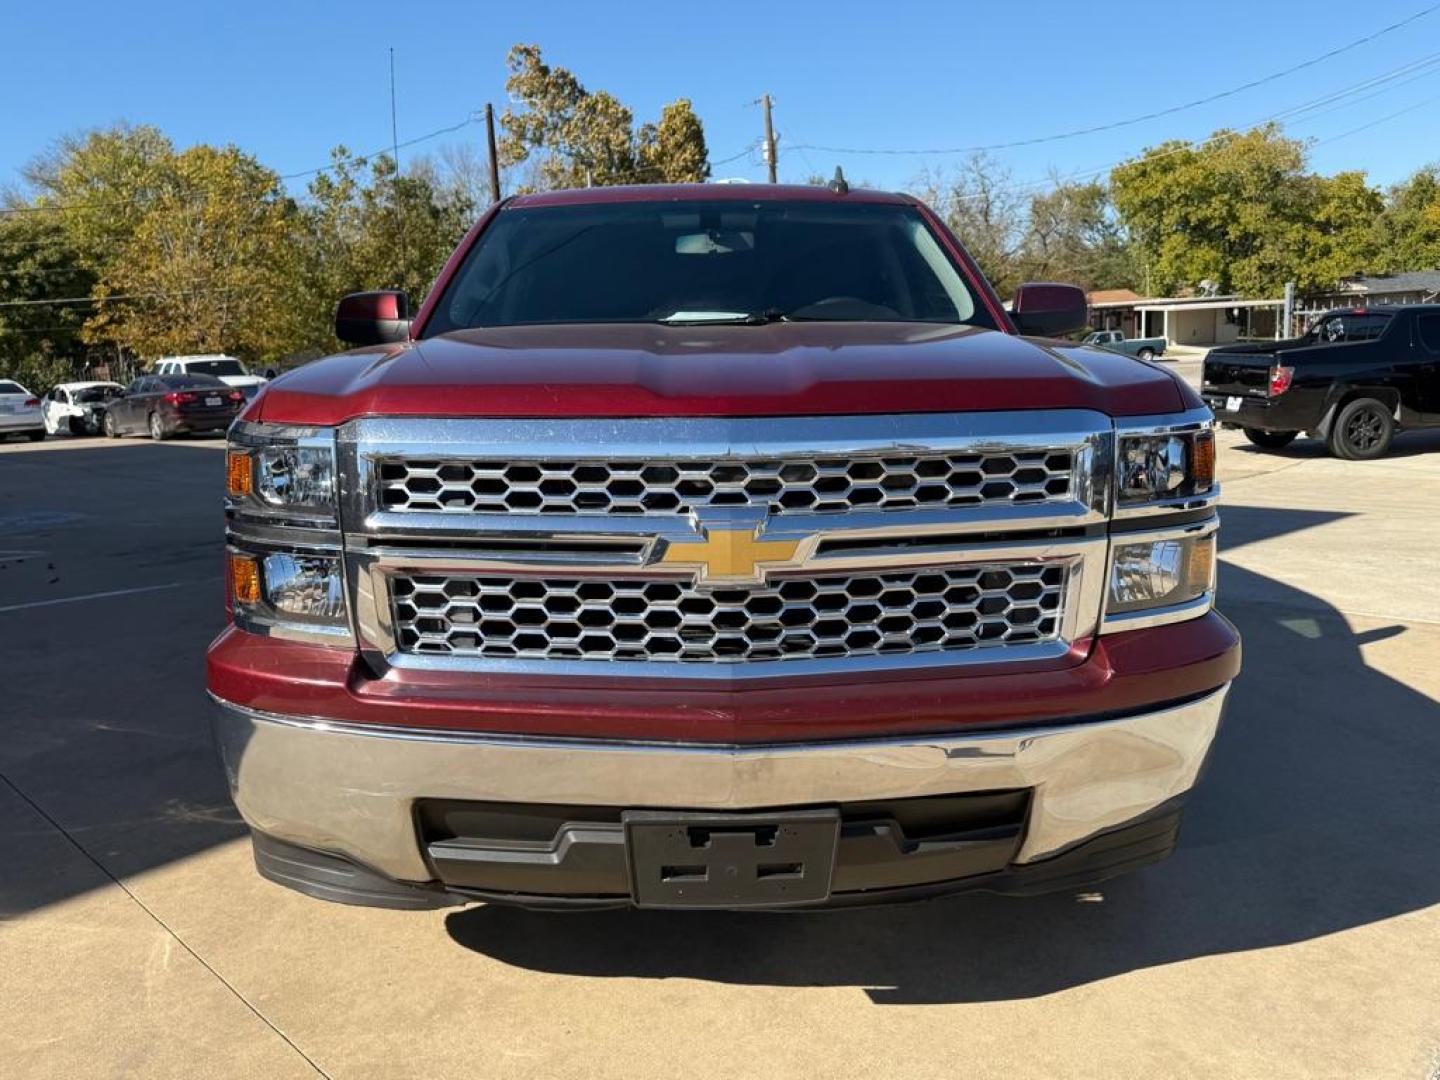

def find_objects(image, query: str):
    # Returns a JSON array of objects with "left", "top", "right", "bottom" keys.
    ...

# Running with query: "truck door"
[{"left": 1413, "top": 312, "right": 1440, "bottom": 417}]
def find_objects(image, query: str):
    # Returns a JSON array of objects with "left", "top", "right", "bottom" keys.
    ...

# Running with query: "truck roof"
[
  {"left": 507, "top": 183, "right": 916, "bottom": 209},
  {"left": 1321, "top": 303, "right": 1440, "bottom": 317}
]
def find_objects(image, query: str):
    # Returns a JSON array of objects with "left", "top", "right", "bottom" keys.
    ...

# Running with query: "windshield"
[
  {"left": 0, "top": 380, "right": 26, "bottom": 395},
  {"left": 75, "top": 385, "right": 123, "bottom": 403},
  {"left": 424, "top": 199, "right": 995, "bottom": 334},
  {"left": 182, "top": 358, "right": 246, "bottom": 376}
]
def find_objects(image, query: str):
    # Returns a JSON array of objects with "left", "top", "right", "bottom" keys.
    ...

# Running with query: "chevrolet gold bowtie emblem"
[{"left": 660, "top": 529, "right": 803, "bottom": 583}]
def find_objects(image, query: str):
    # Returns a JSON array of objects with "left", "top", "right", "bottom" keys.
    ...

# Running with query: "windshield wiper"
[
  {"left": 656, "top": 310, "right": 779, "bottom": 325},
  {"left": 656, "top": 308, "right": 804, "bottom": 326}
]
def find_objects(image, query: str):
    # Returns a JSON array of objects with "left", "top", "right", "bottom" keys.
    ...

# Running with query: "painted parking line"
[{"left": 0, "top": 578, "right": 221, "bottom": 614}]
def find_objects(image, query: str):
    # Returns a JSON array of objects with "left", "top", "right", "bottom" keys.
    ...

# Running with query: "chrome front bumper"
[{"left": 211, "top": 685, "right": 1230, "bottom": 884}]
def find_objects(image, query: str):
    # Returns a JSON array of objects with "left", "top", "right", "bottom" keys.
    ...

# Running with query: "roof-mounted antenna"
[{"left": 828, "top": 166, "right": 850, "bottom": 195}]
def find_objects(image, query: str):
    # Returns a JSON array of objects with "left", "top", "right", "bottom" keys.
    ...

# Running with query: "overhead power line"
[
  {"left": 1314, "top": 90, "right": 1440, "bottom": 145},
  {"left": 790, "top": 3, "right": 1440, "bottom": 156},
  {"left": 279, "top": 113, "right": 480, "bottom": 180},
  {"left": 944, "top": 54, "right": 1440, "bottom": 203},
  {"left": 710, "top": 142, "right": 758, "bottom": 167}
]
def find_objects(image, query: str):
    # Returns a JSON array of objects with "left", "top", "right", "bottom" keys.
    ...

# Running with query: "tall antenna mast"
[{"left": 389, "top": 47, "right": 400, "bottom": 167}]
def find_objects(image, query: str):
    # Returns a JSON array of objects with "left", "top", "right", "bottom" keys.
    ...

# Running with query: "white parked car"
[
  {"left": 42, "top": 381, "right": 125, "bottom": 436},
  {"left": 153, "top": 355, "right": 267, "bottom": 399},
  {"left": 0, "top": 379, "right": 45, "bottom": 441}
]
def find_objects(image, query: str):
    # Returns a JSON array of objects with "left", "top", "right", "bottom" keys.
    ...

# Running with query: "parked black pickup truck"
[{"left": 1203, "top": 305, "right": 1440, "bottom": 458}]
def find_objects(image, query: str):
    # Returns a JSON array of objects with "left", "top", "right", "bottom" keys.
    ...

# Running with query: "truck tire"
[
  {"left": 1327, "top": 397, "right": 1394, "bottom": 460},
  {"left": 1137, "top": 347, "right": 1156, "bottom": 361},
  {"left": 1243, "top": 428, "right": 1298, "bottom": 450}
]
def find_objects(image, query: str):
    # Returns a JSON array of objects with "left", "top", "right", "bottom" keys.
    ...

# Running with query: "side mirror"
[
  {"left": 1011, "top": 283, "right": 1089, "bottom": 338},
  {"left": 335, "top": 290, "right": 412, "bottom": 346}
]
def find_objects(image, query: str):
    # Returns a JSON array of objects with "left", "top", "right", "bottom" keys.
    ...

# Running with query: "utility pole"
[
  {"left": 388, "top": 48, "right": 400, "bottom": 166},
  {"left": 761, "top": 93, "right": 778, "bottom": 183},
  {"left": 1282, "top": 280, "right": 1296, "bottom": 340},
  {"left": 389, "top": 47, "right": 408, "bottom": 285},
  {"left": 484, "top": 103, "right": 501, "bottom": 205}
]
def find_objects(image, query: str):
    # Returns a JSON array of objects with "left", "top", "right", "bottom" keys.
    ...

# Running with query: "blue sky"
[{"left": 4, "top": 0, "right": 1439, "bottom": 199}]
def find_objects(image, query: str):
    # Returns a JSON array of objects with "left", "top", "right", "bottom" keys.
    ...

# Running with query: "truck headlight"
[
  {"left": 1106, "top": 528, "right": 1216, "bottom": 617},
  {"left": 226, "top": 423, "right": 338, "bottom": 523},
  {"left": 228, "top": 550, "right": 350, "bottom": 637},
  {"left": 256, "top": 445, "right": 335, "bottom": 508},
  {"left": 261, "top": 554, "right": 346, "bottom": 620},
  {"left": 225, "top": 421, "right": 350, "bottom": 643},
  {"left": 1117, "top": 429, "right": 1215, "bottom": 505}
]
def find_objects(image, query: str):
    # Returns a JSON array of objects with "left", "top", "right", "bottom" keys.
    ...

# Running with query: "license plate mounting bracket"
[{"left": 624, "top": 808, "right": 840, "bottom": 908}]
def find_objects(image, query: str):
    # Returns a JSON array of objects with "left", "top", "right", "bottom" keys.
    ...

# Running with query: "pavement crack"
[{"left": 0, "top": 769, "right": 332, "bottom": 1080}]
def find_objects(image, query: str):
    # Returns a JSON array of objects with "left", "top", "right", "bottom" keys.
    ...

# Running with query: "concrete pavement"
[{"left": 1, "top": 420, "right": 1437, "bottom": 1079}]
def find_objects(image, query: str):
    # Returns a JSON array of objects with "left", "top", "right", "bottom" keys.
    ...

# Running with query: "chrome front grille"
[
  {"left": 375, "top": 449, "right": 1076, "bottom": 516},
  {"left": 344, "top": 413, "right": 1112, "bottom": 678},
  {"left": 390, "top": 564, "right": 1068, "bottom": 664}
]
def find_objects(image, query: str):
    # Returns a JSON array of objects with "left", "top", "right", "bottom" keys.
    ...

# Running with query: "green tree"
[
  {"left": 15, "top": 126, "right": 300, "bottom": 362},
  {"left": 1307, "top": 171, "right": 1384, "bottom": 285},
  {"left": 1018, "top": 179, "right": 1139, "bottom": 291},
  {"left": 284, "top": 149, "right": 475, "bottom": 362},
  {"left": 1373, "top": 165, "right": 1440, "bottom": 273},
  {"left": 88, "top": 143, "right": 299, "bottom": 361},
  {"left": 638, "top": 100, "right": 710, "bottom": 183},
  {"left": 22, "top": 123, "right": 175, "bottom": 277},
  {"left": 499, "top": 44, "right": 710, "bottom": 189},
  {"left": 1110, "top": 125, "right": 1382, "bottom": 296},
  {"left": 0, "top": 211, "right": 97, "bottom": 385}
]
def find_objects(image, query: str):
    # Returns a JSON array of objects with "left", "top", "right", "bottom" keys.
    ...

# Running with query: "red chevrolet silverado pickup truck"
[{"left": 208, "top": 183, "right": 1238, "bottom": 911}]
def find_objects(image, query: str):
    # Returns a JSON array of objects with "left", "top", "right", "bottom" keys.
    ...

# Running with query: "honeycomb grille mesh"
[
  {"left": 390, "top": 564, "right": 1067, "bottom": 664},
  {"left": 375, "top": 450, "right": 1076, "bottom": 516}
]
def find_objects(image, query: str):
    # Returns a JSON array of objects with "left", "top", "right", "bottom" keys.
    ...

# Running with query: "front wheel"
[
  {"left": 1327, "top": 398, "right": 1394, "bottom": 460},
  {"left": 67, "top": 415, "right": 88, "bottom": 436},
  {"left": 148, "top": 412, "right": 168, "bottom": 441},
  {"left": 1137, "top": 347, "right": 1156, "bottom": 361},
  {"left": 1243, "top": 428, "right": 1299, "bottom": 450}
]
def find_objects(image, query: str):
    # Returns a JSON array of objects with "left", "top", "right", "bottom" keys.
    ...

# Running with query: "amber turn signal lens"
[
  {"left": 230, "top": 553, "right": 260, "bottom": 606},
  {"left": 1192, "top": 433, "right": 1216, "bottom": 490},
  {"left": 226, "top": 450, "right": 253, "bottom": 497},
  {"left": 1186, "top": 534, "right": 1216, "bottom": 594}
]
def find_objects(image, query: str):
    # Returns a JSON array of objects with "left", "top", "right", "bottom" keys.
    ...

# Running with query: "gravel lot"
[{"left": 2, "top": 402, "right": 1438, "bottom": 1079}]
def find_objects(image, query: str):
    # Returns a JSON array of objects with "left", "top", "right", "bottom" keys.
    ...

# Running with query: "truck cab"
[{"left": 208, "top": 184, "right": 1238, "bottom": 912}]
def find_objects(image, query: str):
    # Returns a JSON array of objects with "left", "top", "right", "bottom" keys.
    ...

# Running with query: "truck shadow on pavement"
[{"left": 446, "top": 505, "right": 1440, "bottom": 1004}]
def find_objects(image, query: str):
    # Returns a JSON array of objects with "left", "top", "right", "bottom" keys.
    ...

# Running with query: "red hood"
[{"left": 250, "top": 323, "right": 1193, "bottom": 425}]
